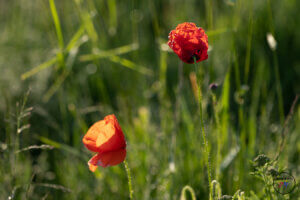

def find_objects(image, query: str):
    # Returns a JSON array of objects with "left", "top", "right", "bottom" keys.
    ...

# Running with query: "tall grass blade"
[
  {"left": 42, "top": 70, "right": 69, "bottom": 102},
  {"left": 244, "top": 0, "right": 253, "bottom": 83},
  {"left": 220, "top": 67, "right": 230, "bottom": 152},
  {"left": 73, "top": 0, "right": 98, "bottom": 44},
  {"left": 15, "top": 144, "right": 54, "bottom": 154},
  {"left": 49, "top": 0, "right": 64, "bottom": 49},
  {"left": 33, "top": 183, "right": 71, "bottom": 193},
  {"left": 37, "top": 136, "right": 81, "bottom": 157},
  {"left": 206, "top": 29, "right": 228, "bottom": 37},
  {"left": 80, "top": 43, "right": 139, "bottom": 61},
  {"left": 65, "top": 25, "right": 86, "bottom": 52},
  {"left": 43, "top": 32, "right": 86, "bottom": 102},
  {"left": 267, "top": 0, "right": 285, "bottom": 124},
  {"left": 21, "top": 25, "right": 86, "bottom": 80},
  {"left": 108, "top": 0, "right": 117, "bottom": 35},
  {"left": 21, "top": 57, "right": 57, "bottom": 80},
  {"left": 108, "top": 55, "right": 153, "bottom": 76}
]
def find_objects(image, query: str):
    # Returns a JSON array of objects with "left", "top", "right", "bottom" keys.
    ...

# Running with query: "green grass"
[{"left": 0, "top": 0, "right": 300, "bottom": 199}]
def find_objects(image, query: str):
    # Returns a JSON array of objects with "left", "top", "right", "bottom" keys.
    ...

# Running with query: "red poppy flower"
[
  {"left": 82, "top": 114, "right": 126, "bottom": 172},
  {"left": 168, "top": 22, "right": 208, "bottom": 64}
]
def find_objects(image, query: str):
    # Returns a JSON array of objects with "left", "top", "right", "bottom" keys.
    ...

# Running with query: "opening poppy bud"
[{"left": 82, "top": 114, "right": 127, "bottom": 172}]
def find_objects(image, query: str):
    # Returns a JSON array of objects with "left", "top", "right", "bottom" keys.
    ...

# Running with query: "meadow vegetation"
[{"left": 0, "top": 0, "right": 299, "bottom": 199}]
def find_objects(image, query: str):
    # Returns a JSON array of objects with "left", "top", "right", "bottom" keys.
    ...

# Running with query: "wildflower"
[
  {"left": 168, "top": 22, "right": 208, "bottom": 64},
  {"left": 82, "top": 114, "right": 126, "bottom": 172},
  {"left": 209, "top": 83, "right": 219, "bottom": 90}
]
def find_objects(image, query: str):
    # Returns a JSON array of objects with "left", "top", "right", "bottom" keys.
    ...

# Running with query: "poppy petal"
[
  {"left": 82, "top": 114, "right": 126, "bottom": 153},
  {"left": 87, "top": 149, "right": 126, "bottom": 171},
  {"left": 99, "top": 148, "right": 126, "bottom": 167},
  {"left": 82, "top": 120, "right": 106, "bottom": 152},
  {"left": 88, "top": 154, "right": 101, "bottom": 172},
  {"left": 95, "top": 122, "right": 126, "bottom": 152}
]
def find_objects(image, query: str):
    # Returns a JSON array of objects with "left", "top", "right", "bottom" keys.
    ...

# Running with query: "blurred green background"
[{"left": 0, "top": 0, "right": 299, "bottom": 199}]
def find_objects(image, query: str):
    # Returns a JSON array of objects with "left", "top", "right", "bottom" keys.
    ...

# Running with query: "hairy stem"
[
  {"left": 124, "top": 160, "right": 133, "bottom": 200},
  {"left": 193, "top": 57, "right": 212, "bottom": 198}
]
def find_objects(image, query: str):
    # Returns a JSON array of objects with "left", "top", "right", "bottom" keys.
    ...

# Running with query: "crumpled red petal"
[{"left": 88, "top": 149, "right": 127, "bottom": 172}]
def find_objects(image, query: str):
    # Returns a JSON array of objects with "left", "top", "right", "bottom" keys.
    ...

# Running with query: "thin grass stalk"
[
  {"left": 25, "top": 173, "right": 35, "bottom": 200},
  {"left": 273, "top": 54, "right": 285, "bottom": 124},
  {"left": 211, "top": 92, "right": 221, "bottom": 180},
  {"left": 244, "top": 0, "right": 253, "bottom": 83},
  {"left": 49, "top": 0, "right": 64, "bottom": 49},
  {"left": 107, "top": 0, "right": 117, "bottom": 35},
  {"left": 131, "top": 0, "right": 138, "bottom": 44},
  {"left": 73, "top": 0, "right": 110, "bottom": 104},
  {"left": 204, "top": 0, "right": 213, "bottom": 30},
  {"left": 220, "top": 67, "right": 231, "bottom": 162},
  {"left": 9, "top": 91, "right": 30, "bottom": 196},
  {"left": 193, "top": 57, "right": 212, "bottom": 198},
  {"left": 275, "top": 94, "right": 299, "bottom": 160},
  {"left": 170, "top": 61, "right": 183, "bottom": 167},
  {"left": 49, "top": 0, "right": 65, "bottom": 68},
  {"left": 248, "top": 62, "right": 264, "bottom": 157},
  {"left": 233, "top": 47, "right": 247, "bottom": 188},
  {"left": 267, "top": 0, "right": 285, "bottom": 124}
]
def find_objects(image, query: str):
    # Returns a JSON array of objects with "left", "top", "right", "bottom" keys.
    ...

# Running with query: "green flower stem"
[
  {"left": 193, "top": 57, "right": 212, "bottom": 198},
  {"left": 124, "top": 160, "right": 133, "bottom": 200},
  {"left": 171, "top": 61, "right": 184, "bottom": 166},
  {"left": 211, "top": 92, "right": 221, "bottom": 181}
]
